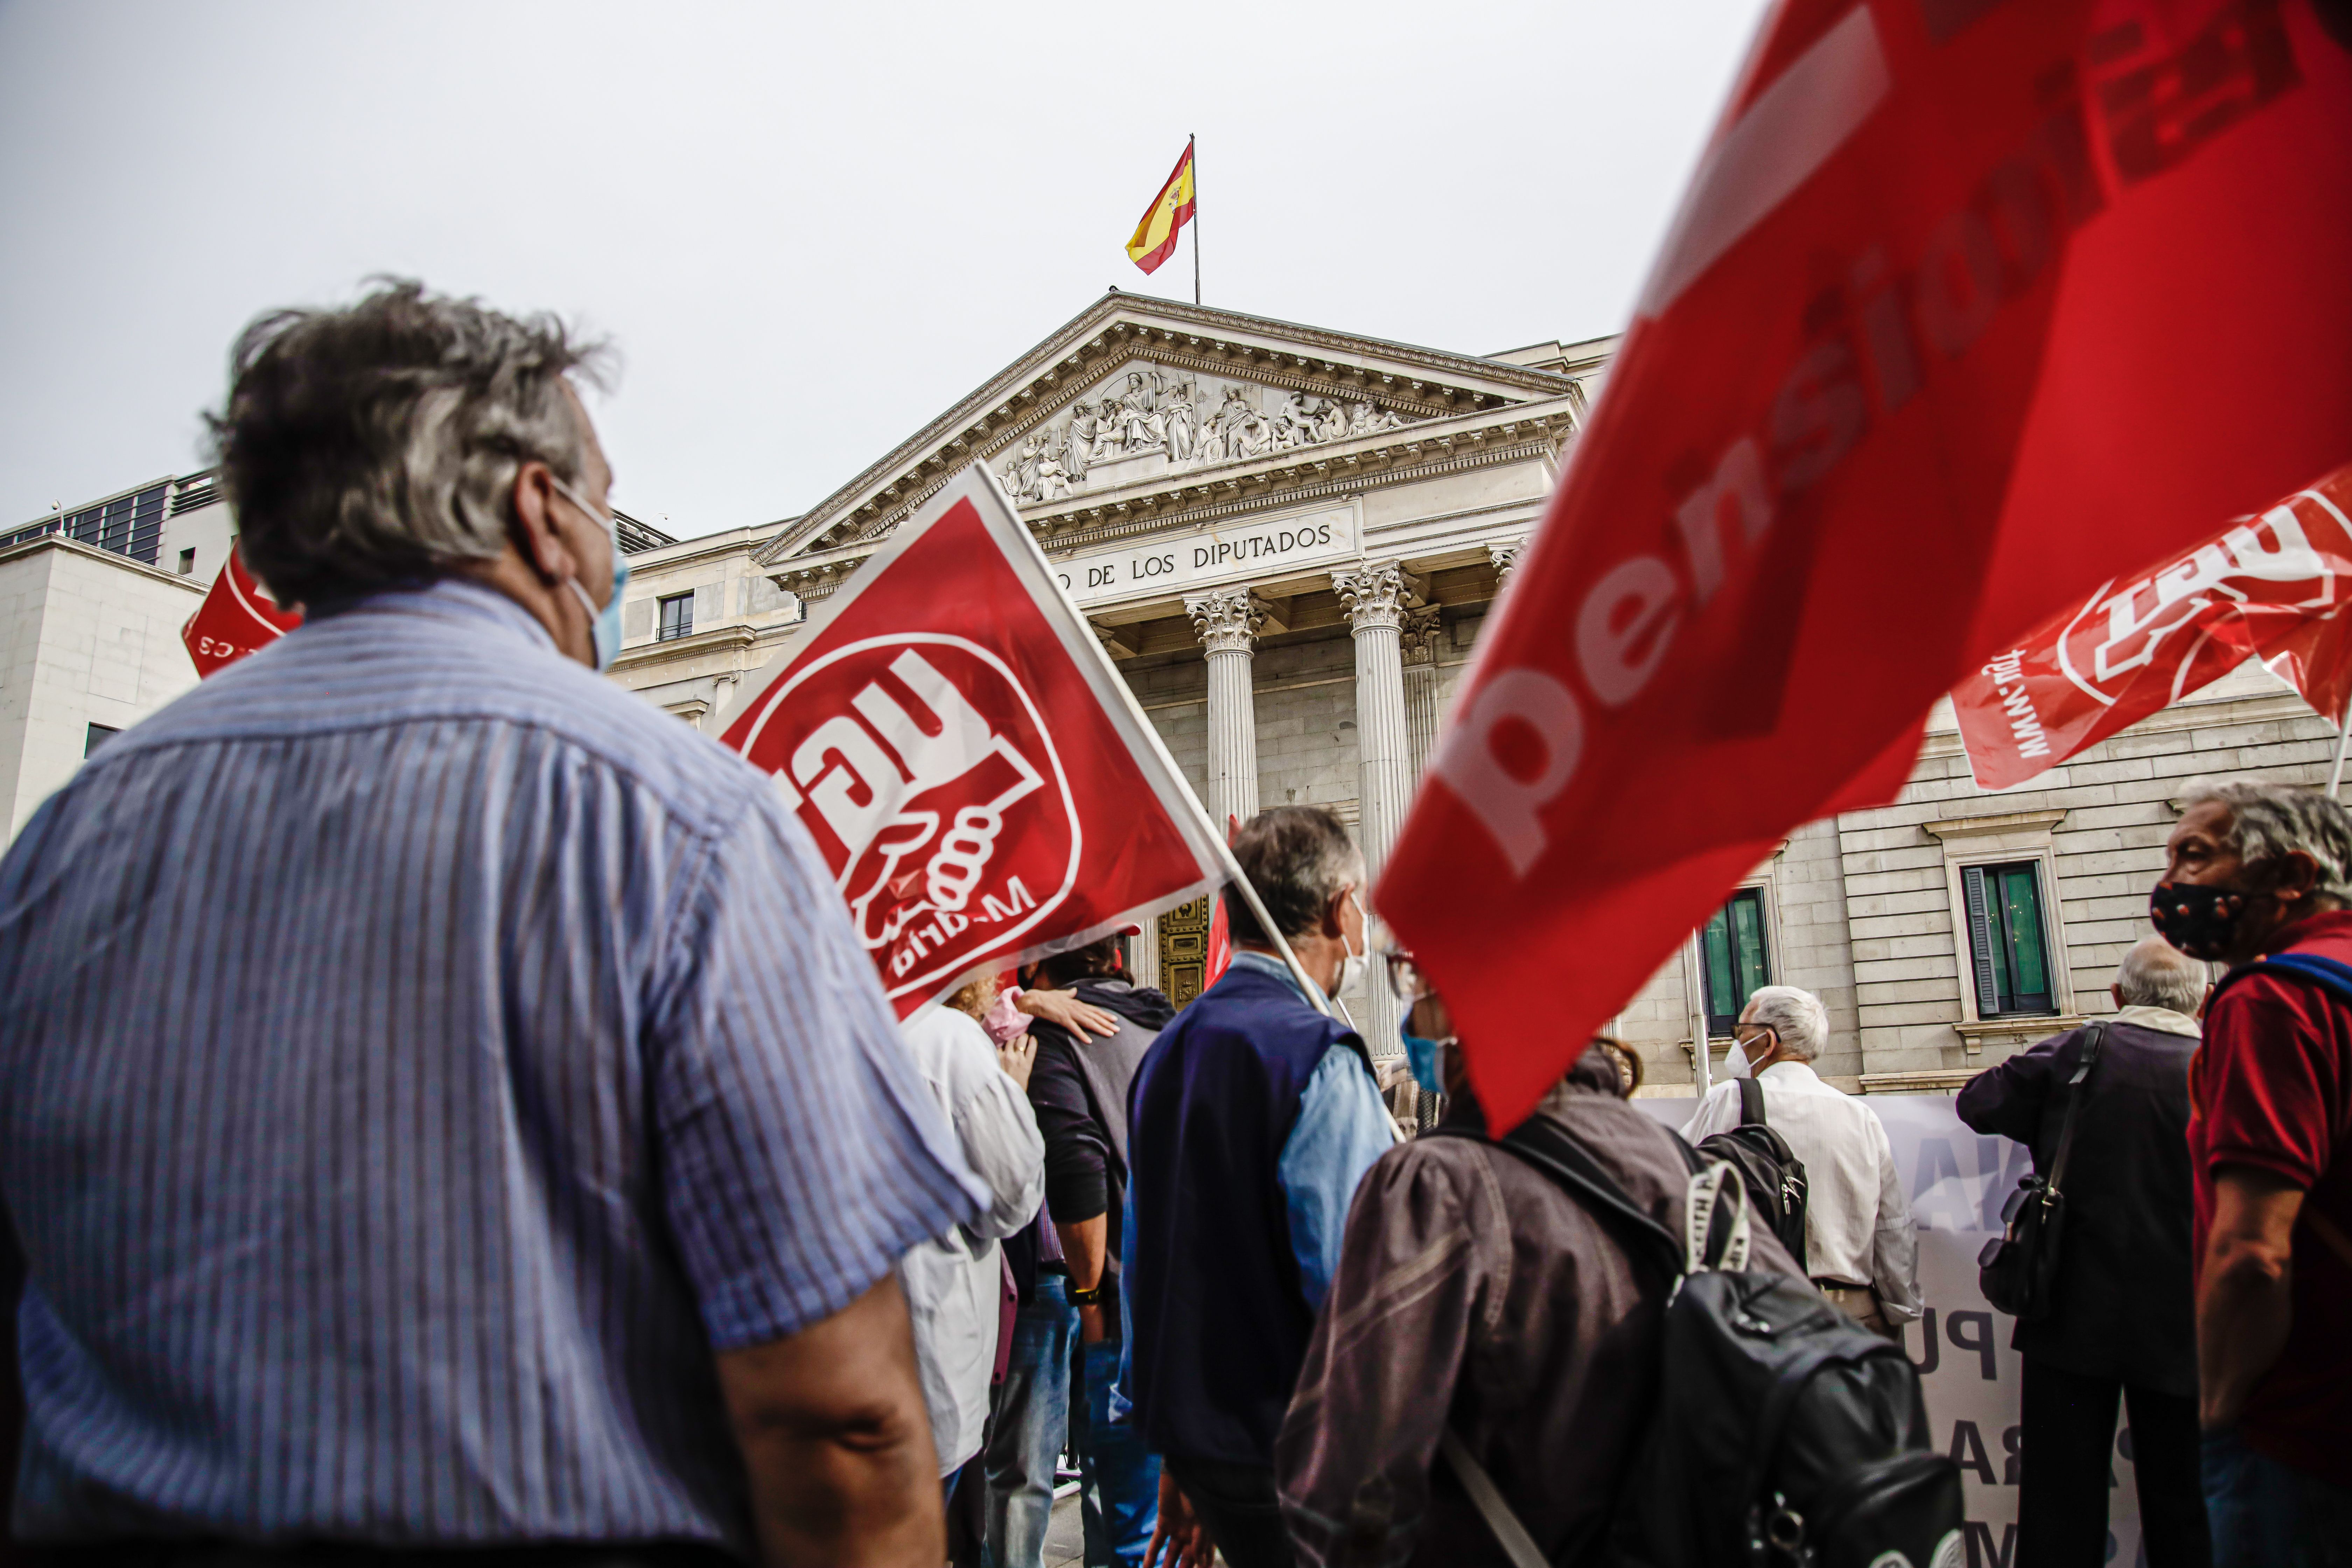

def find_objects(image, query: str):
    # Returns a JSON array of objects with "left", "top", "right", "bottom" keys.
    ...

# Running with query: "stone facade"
[{"left": 0, "top": 536, "right": 208, "bottom": 837}]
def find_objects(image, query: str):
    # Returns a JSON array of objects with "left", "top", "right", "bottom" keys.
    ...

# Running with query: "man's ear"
[
  {"left": 509, "top": 461, "right": 578, "bottom": 587},
  {"left": 2270, "top": 850, "right": 2323, "bottom": 906},
  {"left": 1321, "top": 888, "right": 1351, "bottom": 939},
  {"left": 2111, "top": 983, "right": 2125, "bottom": 1011}
]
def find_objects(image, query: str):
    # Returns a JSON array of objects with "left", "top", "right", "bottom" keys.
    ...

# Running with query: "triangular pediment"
[{"left": 755, "top": 293, "right": 1583, "bottom": 572}]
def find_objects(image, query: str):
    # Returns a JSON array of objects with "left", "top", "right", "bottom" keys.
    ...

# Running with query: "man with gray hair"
[
  {"left": 1959, "top": 936, "right": 2210, "bottom": 1566},
  {"left": 0, "top": 282, "right": 984, "bottom": 1566},
  {"left": 2154, "top": 779, "right": 2352, "bottom": 1562},
  {"left": 1682, "top": 984, "right": 1921, "bottom": 1337},
  {"left": 1125, "top": 806, "right": 1393, "bottom": 1568}
]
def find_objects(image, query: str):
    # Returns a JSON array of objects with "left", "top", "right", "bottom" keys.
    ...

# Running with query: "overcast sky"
[{"left": 0, "top": 1, "right": 1770, "bottom": 539}]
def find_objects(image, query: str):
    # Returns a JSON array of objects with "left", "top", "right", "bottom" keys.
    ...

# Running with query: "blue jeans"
[
  {"left": 985, "top": 1276, "right": 1077, "bottom": 1568},
  {"left": 2203, "top": 1428, "right": 2352, "bottom": 1567},
  {"left": 1072, "top": 1334, "right": 1161, "bottom": 1567}
]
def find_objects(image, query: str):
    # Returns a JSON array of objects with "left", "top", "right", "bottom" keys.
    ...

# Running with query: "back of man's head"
[
  {"left": 212, "top": 279, "right": 606, "bottom": 608},
  {"left": 1037, "top": 934, "right": 1125, "bottom": 989},
  {"left": 2114, "top": 934, "right": 2206, "bottom": 1015},
  {"left": 1224, "top": 806, "right": 1363, "bottom": 945},
  {"left": 1745, "top": 985, "right": 1829, "bottom": 1062}
]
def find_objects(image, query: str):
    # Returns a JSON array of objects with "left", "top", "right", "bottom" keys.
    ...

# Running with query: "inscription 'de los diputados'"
[{"left": 1052, "top": 507, "right": 1356, "bottom": 608}]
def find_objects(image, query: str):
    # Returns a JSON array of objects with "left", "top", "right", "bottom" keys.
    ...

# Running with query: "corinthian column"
[
  {"left": 1401, "top": 603, "right": 1443, "bottom": 779},
  {"left": 1184, "top": 587, "right": 1268, "bottom": 834},
  {"left": 1334, "top": 561, "right": 1420, "bottom": 1061}
]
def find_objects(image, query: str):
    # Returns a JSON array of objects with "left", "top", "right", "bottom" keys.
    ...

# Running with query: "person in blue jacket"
[{"left": 1122, "top": 806, "right": 1395, "bottom": 1568}]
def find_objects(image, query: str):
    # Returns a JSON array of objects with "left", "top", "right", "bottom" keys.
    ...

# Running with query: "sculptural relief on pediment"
[{"left": 994, "top": 363, "right": 1419, "bottom": 504}]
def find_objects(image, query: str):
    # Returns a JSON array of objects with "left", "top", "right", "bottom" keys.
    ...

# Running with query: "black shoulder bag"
[{"left": 1978, "top": 1020, "right": 2108, "bottom": 1321}]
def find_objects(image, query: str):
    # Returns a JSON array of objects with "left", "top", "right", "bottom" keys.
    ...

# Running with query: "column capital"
[
  {"left": 1185, "top": 587, "right": 1271, "bottom": 655},
  {"left": 1400, "top": 603, "right": 1443, "bottom": 665},
  {"left": 1488, "top": 537, "right": 1530, "bottom": 582},
  {"left": 1331, "top": 560, "right": 1423, "bottom": 634}
]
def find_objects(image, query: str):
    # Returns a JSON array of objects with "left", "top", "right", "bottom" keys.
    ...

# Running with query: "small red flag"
[
  {"left": 1382, "top": 0, "right": 2352, "bottom": 1127},
  {"left": 182, "top": 548, "right": 302, "bottom": 678},
  {"left": 716, "top": 466, "right": 1230, "bottom": 1017},
  {"left": 1954, "top": 462, "right": 2352, "bottom": 789}
]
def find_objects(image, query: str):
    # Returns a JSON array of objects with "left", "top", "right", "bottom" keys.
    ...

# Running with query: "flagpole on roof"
[{"left": 1190, "top": 134, "right": 1200, "bottom": 307}]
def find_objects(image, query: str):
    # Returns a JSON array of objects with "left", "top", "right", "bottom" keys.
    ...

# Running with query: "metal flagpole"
[
  {"left": 2332, "top": 690, "right": 2352, "bottom": 799},
  {"left": 1190, "top": 134, "right": 1200, "bottom": 307}
]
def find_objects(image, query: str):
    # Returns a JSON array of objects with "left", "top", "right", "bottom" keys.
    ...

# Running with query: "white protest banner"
[{"left": 1640, "top": 1094, "right": 2148, "bottom": 1568}]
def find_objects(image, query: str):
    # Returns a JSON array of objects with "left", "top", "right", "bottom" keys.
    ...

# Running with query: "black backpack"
[
  {"left": 1693, "top": 1077, "right": 1810, "bottom": 1274},
  {"left": 1430, "top": 1117, "right": 1962, "bottom": 1568}
]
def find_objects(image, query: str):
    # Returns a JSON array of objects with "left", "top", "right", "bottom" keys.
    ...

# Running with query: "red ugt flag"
[
  {"left": 1955, "top": 462, "right": 2352, "bottom": 789},
  {"left": 182, "top": 547, "right": 302, "bottom": 678},
  {"left": 717, "top": 465, "right": 1229, "bottom": 1018},
  {"left": 1382, "top": 0, "right": 2352, "bottom": 1127}
]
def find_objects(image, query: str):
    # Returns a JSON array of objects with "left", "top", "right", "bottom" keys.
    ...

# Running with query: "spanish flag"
[{"left": 1125, "top": 140, "right": 1195, "bottom": 276}]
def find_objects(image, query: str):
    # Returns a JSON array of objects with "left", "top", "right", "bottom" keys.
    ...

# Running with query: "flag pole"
[
  {"left": 2332, "top": 689, "right": 2352, "bottom": 800},
  {"left": 1190, "top": 134, "right": 1200, "bottom": 307}
]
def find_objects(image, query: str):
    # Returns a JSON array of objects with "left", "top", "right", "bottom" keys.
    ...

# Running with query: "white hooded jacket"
[{"left": 896, "top": 1006, "right": 1045, "bottom": 1475}]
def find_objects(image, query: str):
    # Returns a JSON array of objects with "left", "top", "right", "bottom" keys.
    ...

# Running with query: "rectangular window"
[
  {"left": 1700, "top": 887, "right": 1771, "bottom": 1036},
  {"left": 85, "top": 723, "right": 120, "bottom": 757},
  {"left": 657, "top": 592, "right": 694, "bottom": 642},
  {"left": 1962, "top": 861, "right": 2055, "bottom": 1017},
  {"left": 177, "top": 548, "right": 196, "bottom": 576}
]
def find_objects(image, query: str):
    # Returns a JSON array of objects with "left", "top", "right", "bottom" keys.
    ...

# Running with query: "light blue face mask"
[
  {"left": 551, "top": 476, "right": 629, "bottom": 672},
  {"left": 1400, "top": 1028, "right": 1450, "bottom": 1097}
]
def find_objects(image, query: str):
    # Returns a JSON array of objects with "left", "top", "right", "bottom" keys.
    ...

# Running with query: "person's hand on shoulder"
[{"left": 1017, "top": 988, "right": 1121, "bottom": 1039}]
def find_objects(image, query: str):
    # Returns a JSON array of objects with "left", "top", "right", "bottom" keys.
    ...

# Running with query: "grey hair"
[
  {"left": 210, "top": 279, "right": 609, "bottom": 606},
  {"left": 2115, "top": 936, "right": 2207, "bottom": 1015},
  {"left": 2178, "top": 778, "right": 2352, "bottom": 902},
  {"left": 1742, "top": 985, "right": 1829, "bottom": 1062},
  {"left": 1225, "top": 806, "right": 1366, "bottom": 944}
]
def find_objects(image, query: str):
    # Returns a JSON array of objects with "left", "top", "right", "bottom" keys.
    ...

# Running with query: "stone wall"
[{"left": 0, "top": 540, "right": 206, "bottom": 840}]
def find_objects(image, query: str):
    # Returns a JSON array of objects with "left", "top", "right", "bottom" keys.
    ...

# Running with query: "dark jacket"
[
  {"left": 1025, "top": 978, "right": 1174, "bottom": 1297},
  {"left": 1275, "top": 1047, "right": 1804, "bottom": 1567},
  {"left": 1126, "top": 961, "right": 1363, "bottom": 1469},
  {"left": 1955, "top": 1015, "right": 2199, "bottom": 1396}
]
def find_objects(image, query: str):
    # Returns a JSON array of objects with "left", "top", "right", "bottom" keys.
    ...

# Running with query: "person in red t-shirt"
[{"left": 2154, "top": 779, "right": 2352, "bottom": 1565}]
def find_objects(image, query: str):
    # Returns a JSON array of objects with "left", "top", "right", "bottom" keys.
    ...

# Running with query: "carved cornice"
[
  {"left": 772, "top": 418, "right": 1570, "bottom": 603},
  {"left": 755, "top": 293, "right": 1581, "bottom": 566},
  {"left": 1185, "top": 588, "right": 1273, "bottom": 655},
  {"left": 1332, "top": 561, "right": 1422, "bottom": 634}
]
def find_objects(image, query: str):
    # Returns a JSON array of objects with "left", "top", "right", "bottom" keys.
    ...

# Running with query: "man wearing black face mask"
[{"left": 2152, "top": 780, "right": 2352, "bottom": 1564}]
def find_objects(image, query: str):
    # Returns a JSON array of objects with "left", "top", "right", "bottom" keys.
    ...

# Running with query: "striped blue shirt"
[{"left": 0, "top": 579, "right": 983, "bottom": 1551}]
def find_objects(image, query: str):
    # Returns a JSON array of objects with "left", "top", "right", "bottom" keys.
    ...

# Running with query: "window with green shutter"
[
  {"left": 1701, "top": 887, "right": 1771, "bottom": 1036},
  {"left": 1961, "top": 860, "right": 2055, "bottom": 1017}
]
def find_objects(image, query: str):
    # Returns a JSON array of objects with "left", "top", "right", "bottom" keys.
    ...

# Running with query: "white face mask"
[
  {"left": 1334, "top": 887, "right": 1369, "bottom": 997},
  {"left": 1724, "top": 1028, "right": 1771, "bottom": 1080}
]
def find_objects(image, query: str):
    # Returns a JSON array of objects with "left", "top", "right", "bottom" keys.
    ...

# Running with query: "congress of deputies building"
[{"left": 6, "top": 291, "right": 2338, "bottom": 1093}]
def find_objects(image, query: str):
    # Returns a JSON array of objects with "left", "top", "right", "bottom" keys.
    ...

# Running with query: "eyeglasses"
[{"left": 1383, "top": 948, "right": 1429, "bottom": 1004}]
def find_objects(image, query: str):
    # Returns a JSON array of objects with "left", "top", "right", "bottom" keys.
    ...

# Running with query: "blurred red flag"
[
  {"left": 181, "top": 548, "right": 302, "bottom": 678},
  {"left": 1955, "top": 462, "right": 2352, "bottom": 788},
  {"left": 716, "top": 466, "right": 1229, "bottom": 1018},
  {"left": 1382, "top": 0, "right": 2352, "bottom": 1126}
]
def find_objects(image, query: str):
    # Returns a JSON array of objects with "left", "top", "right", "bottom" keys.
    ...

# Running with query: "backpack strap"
[
  {"left": 2043, "top": 1021, "right": 2108, "bottom": 1199},
  {"left": 1438, "top": 1432, "right": 1549, "bottom": 1568},
  {"left": 1736, "top": 1074, "right": 1766, "bottom": 1127}
]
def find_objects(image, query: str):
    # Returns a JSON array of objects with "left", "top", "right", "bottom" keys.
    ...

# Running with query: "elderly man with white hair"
[
  {"left": 1958, "top": 936, "right": 2211, "bottom": 1568},
  {"left": 1682, "top": 984, "right": 1922, "bottom": 1338}
]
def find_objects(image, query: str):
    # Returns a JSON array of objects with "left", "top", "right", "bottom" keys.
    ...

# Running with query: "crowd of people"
[{"left": 0, "top": 286, "right": 2345, "bottom": 1568}]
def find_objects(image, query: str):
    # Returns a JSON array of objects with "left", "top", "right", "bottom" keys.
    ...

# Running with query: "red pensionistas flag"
[
  {"left": 715, "top": 465, "right": 1229, "bottom": 1018},
  {"left": 1955, "top": 463, "right": 2352, "bottom": 788},
  {"left": 1381, "top": 0, "right": 2352, "bottom": 1127},
  {"left": 182, "top": 547, "right": 303, "bottom": 677}
]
